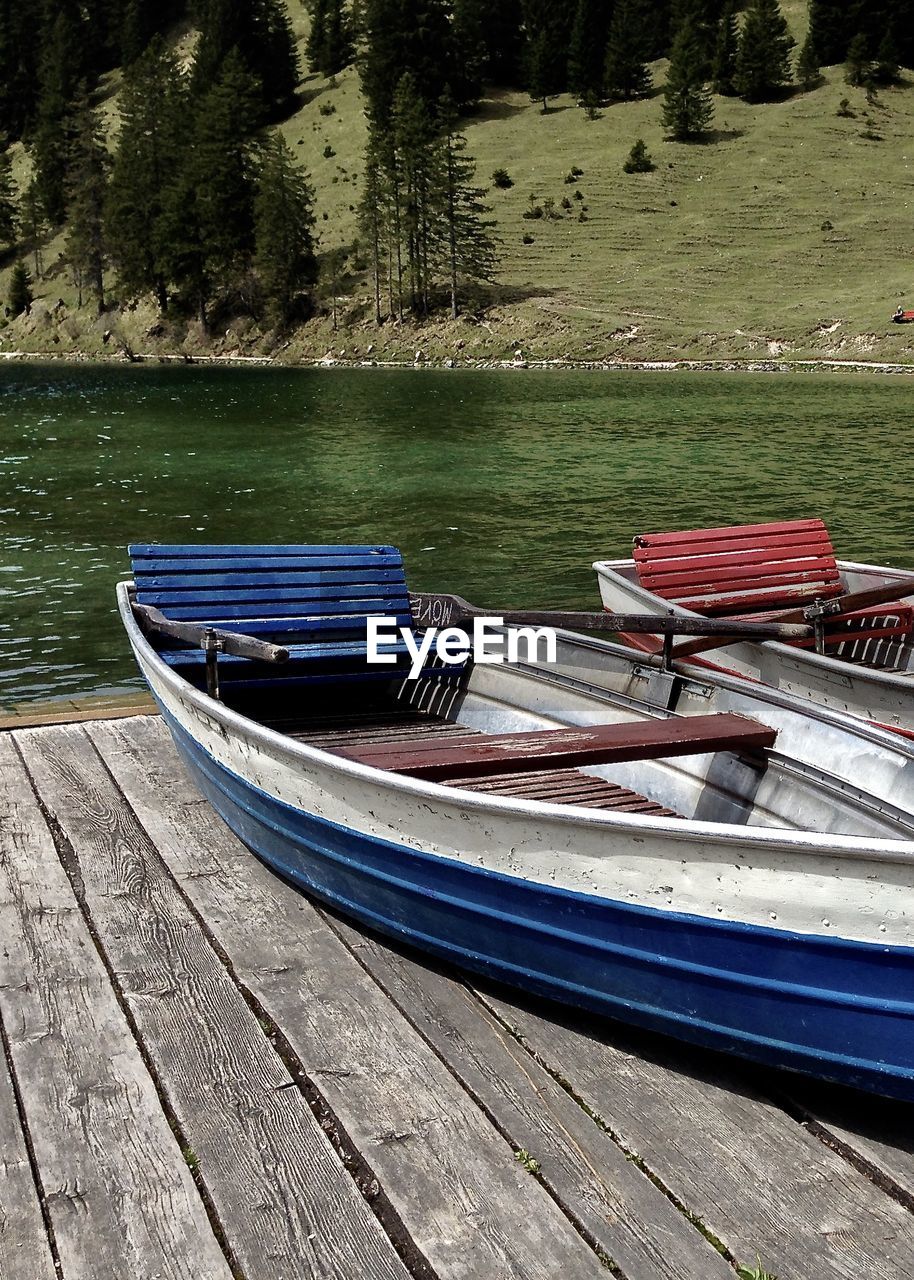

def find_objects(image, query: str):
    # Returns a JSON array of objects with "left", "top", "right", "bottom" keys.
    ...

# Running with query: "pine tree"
[
  {"left": 193, "top": 0, "right": 299, "bottom": 120},
  {"left": 359, "top": 0, "right": 454, "bottom": 125},
  {"left": 451, "top": 0, "right": 488, "bottom": 106},
  {"left": 662, "top": 19, "right": 714, "bottom": 140},
  {"left": 711, "top": 1, "right": 739, "bottom": 95},
  {"left": 32, "top": 5, "right": 87, "bottom": 224},
  {"left": 0, "top": 147, "right": 16, "bottom": 246},
  {"left": 438, "top": 90, "right": 496, "bottom": 318},
  {"left": 604, "top": 0, "right": 652, "bottom": 101},
  {"left": 254, "top": 133, "right": 317, "bottom": 325},
  {"left": 9, "top": 259, "right": 32, "bottom": 316},
  {"left": 873, "top": 28, "right": 900, "bottom": 84},
  {"left": 734, "top": 0, "right": 794, "bottom": 102},
  {"left": 796, "top": 30, "right": 820, "bottom": 90},
  {"left": 623, "top": 138, "right": 656, "bottom": 172},
  {"left": 806, "top": 0, "right": 850, "bottom": 67},
  {"left": 844, "top": 32, "right": 872, "bottom": 86},
  {"left": 391, "top": 72, "right": 439, "bottom": 314},
  {"left": 20, "top": 178, "right": 46, "bottom": 278},
  {"left": 358, "top": 128, "right": 386, "bottom": 322},
  {"left": 568, "top": 0, "right": 609, "bottom": 103},
  {"left": 160, "top": 52, "right": 261, "bottom": 326},
  {"left": 522, "top": 0, "right": 567, "bottom": 111},
  {"left": 106, "top": 39, "right": 185, "bottom": 311},
  {"left": 0, "top": 0, "right": 42, "bottom": 140},
  {"left": 307, "top": 0, "right": 354, "bottom": 77},
  {"left": 65, "top": 99, "right": 110, "bottom": 311}
]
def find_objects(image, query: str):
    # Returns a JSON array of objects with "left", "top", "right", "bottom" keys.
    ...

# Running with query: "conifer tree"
[
  {"left": 358, "top": 129, "right": 386, "bottom": 322},
  {"left": 160, "top": 52, "right": 261, "bottom": 326},
  {"left": 359, "top": 0, "right": 454, "bottom": 124},
  {"left": 32, "top": 5, "right": 86, "bottom": 224},
  {"left": 806, "top": 0, "right": 849, "bottom": 67},
  {"left": 734, "top": 0, "right": 794, "bottom": 102},
  {"left": 568, "top": 0, "right": 609, "bottom": 103},
  {"left": 0, "top": 0, "right": 42, "bottom": 140},
  {"left": 522, "top": 0, "right": 568, "bottom": 111},
  {"left": 21, "top": 179, "right": 46, "bottom": 278},
  {"left": 106, "top": 38, "right": 185, "bottom": 311},
  {"left": 9, "top": 259, "right": 32, "bottom": 316},
  {"left": 0, "top": 147, "right": 16, "bottom": 246},
  {"left": 712, "top": 1, "right": 740, "bottom": 95},
  {"left": 391, "top": 72, "right": 439, "bottom": 314},
  {"left": 873, "top": 28, "right": 900, "bottom": 85},
  {"left": 796, "top": 30, "right": 820, "bottom": 90},
  {"left": 306, "top": 0, "right": 354, "bottom": 77},
  {"left": 662, "top": 19, "right": 714, "bottom": 140},
  {"left": 844, "top": 32, "right": 872, "bottom": 86},
  {"left": 623, "top": 138, "right": 656, "bottom": 172},
  {"left": 451, "top": 0, "right": 493, "bottom": 105},
  {"left": 438, "top": 90, "right": 496, "bottom": 319},
  {"left": 193, "top": 0, "right": 299, "bottom": 120},
  {"left": 65, "top": 99, "right": 110, "bottom": 311},
  {"left": 254, "top": 133, "right": 318, "bottom": 325},
  {"left": 604, "top": 0, "right": 652, "bottom": 101}
]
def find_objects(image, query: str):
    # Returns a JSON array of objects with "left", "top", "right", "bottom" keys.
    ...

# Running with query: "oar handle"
[{"left": 132, "top": 603, "right": 290, "bottom": 663}]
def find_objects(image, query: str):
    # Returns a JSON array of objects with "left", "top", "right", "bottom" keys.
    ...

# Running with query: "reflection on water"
[{"left": 2, "top": 362, "right": 914, "bottom": 705}]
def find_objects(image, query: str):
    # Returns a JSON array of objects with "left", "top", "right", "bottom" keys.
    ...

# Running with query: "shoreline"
[{"left": 3, "top": 348, "right": 914, "bottom": 375}]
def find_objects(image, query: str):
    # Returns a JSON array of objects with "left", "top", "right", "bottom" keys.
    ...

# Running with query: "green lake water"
[{"left": 3, "top": 362, "right": 914, "bottom": 707}]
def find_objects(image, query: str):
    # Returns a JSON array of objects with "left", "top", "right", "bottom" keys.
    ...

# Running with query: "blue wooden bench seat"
[{"left": 128, "top": 543, "right": 454, "bottom": 690}]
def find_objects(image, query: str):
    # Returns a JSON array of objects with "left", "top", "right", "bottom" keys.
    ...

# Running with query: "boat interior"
[{"left": 127, "top": 542, "right": 914, "bottom": 840}]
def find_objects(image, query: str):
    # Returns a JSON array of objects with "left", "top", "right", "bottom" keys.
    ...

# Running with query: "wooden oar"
[
  {"left": 132, "top": 603, "right": 290, "bottom": 663},
  {"left": 671, "top": 579, "right": 914, "bottom": 660},
  {"left": 408, "top": 592, "right": 813, "bottom": 642}
]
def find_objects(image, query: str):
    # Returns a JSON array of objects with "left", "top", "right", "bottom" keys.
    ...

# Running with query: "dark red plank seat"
[
  {"left": 337, "top": 713, "right": 776, "bottom": 782},
  {"left": 632, "top": 519, "right": 914, "bottom": 654}
]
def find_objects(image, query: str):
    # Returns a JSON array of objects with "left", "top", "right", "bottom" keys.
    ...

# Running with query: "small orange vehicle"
[{"left": 892, "top": 307, "right": 914, "bottom": 322}]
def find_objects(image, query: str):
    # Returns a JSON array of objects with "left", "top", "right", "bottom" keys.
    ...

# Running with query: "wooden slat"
[
  {"left": 135, "top": 568, "right": 407, "bottom": 593},
  {"left": 152, "top": 589, "right": 410, "bottom": 615},
  {"left": 332, "top": 922, "right": 735, "bottom": 1280},
  {"left": 134, "top": 554, "right": 404, "bottom": 574},
  {"left": 634, "top": 519, "right": 827, "bottom": 548},
  {"left": 90, "top": 716, "right": 613, "bottom": 1280},
  {"left": 0, "top": 1025, "right": 57, "bottom": 1280},
  {"left": 160, "top": 640, "right": 410, "bottom": 666},
  {"left": 180, "top": 611, "right": 411, "bottom": 636},
  {"left": 679, "top": 580, "right": 845, "bottom": 615},
  {"left": 144, "top": 586, "right": 407, "bottom": 609},
  {"left": 338, "top": 714, "right": 777, "bottom": 781},
  {"left": 663, "top": 567, "right": 842, "bottom": 601},
  {"left": 481, "top": 989, "right": 914, "bottom": 1280},
  {"left": 633, "top": 529, "right": 835, "bottom": 563},
  {"left": 641, "top": 557, "right": 841, "bottom": 594},
  {"left": 0, "top": 735, "right": 234, "bottom": 1280},
  {"left": 129, "top": 543, "right": 399, "bottom": 559},
  {"left": 16, "top": 726, "right": 413, "bottom": 1280}
]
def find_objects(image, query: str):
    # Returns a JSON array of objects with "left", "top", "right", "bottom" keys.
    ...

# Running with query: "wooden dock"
[{"left": 2, "top": 712, "right": 914, "bottom": 1280}]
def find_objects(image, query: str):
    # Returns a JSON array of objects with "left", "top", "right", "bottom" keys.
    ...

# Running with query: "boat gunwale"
[{"left": 593, "top": 554, "right": 914, "bottom": 692}]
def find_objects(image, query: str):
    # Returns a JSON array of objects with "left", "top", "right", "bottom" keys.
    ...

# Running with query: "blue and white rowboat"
[{"left": 118, "top": 545, "right": 914, "bottom": 1101}]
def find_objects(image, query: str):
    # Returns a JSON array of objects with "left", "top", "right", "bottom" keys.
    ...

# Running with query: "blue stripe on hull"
[{"left": 164, "top": 712, "right": 914, "bottom": 1101}]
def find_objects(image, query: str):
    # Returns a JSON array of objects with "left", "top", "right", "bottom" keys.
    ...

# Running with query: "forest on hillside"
[{"left": 0, "top": 0, "right": 911, "bottom": 336}]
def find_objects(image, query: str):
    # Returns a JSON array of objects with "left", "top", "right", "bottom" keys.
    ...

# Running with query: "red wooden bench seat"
[
  {"left": 337, "top": 713, "right": 777, "bottom": 782},
  {"left": 632, "top": 519, "right": 914, "bottom": 653}
]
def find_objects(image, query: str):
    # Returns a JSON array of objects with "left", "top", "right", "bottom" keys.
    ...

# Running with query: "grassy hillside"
[{"left": 6, "top": 0, "right": 914, "bottom": 366}]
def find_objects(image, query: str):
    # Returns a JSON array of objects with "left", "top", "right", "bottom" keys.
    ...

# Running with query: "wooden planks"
[
  {"left": 90, "top": 715, "right": 612, "bottom": 1280},
  {"left": 479, "top": 989, "right": 914, "bottom": 1280},
  {"left": 338, "top": 713, "right": 777, "bottom": 780},
  {"left": 16, "top": 725, "right": 413, "bottom": 1280},
  {"left": 0, "top": 734, "right": 233, "bottom": 1280},
  {"left": 0, "top": 1023, "right": 57, "bottom": 1280},
  {"left": 331, "top": 920, "right": 735, "bottom": 1280}
]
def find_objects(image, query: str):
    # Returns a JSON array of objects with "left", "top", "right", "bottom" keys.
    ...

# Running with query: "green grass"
[
  {"left": 737, "top": 1258, "right": 779, "bottom": 1280},
  {"left": 6, "top": 0, "right": 914, "bottom": 364}
]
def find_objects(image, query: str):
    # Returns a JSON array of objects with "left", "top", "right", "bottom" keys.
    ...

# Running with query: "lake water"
[{"left": 3, "top": 362, "right": 914, "bottom": 707}]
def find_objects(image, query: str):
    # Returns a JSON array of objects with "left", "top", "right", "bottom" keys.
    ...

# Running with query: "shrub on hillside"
[
  {"left": 492, "top": 168, "right": 514, "bottom": 189},
  {"left": 623, "top": 139, "right": 656, "bottom": 173}
]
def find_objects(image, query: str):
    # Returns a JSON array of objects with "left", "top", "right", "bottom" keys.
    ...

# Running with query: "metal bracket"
[
  {"left": 203, "top": 628, "right": 223, "bottom": 700},
  {"left": 803, "top": 597, "right": 842, "bottom": 656}
]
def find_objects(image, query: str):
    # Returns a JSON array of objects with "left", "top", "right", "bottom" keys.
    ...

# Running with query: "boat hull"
[
  {"left": 118, "top": 582, "right": 914, "bottom": 1101},
  {"left": 593, "top": 556, "right": 914, "bottom": 732}
]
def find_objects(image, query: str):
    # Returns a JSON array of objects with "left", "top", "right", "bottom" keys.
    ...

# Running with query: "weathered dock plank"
[
  {"left": 0, "top": 1032, "right": 57, "bottom": 1280},
  {"left": 331, "top": 919, "right": 735, "bottom": 1280},
  {"left": 0, "top": 735, "right": 233, "bottom": 1280},
  {"left": 16, "top": 723, "right": 413, "bottom": 1280},
  {"left": 90, "top": 715, "right": 611, "bottom": 1280},
  {"left": 480, "top": 991, "right": 914, "bottom": 1280}
]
